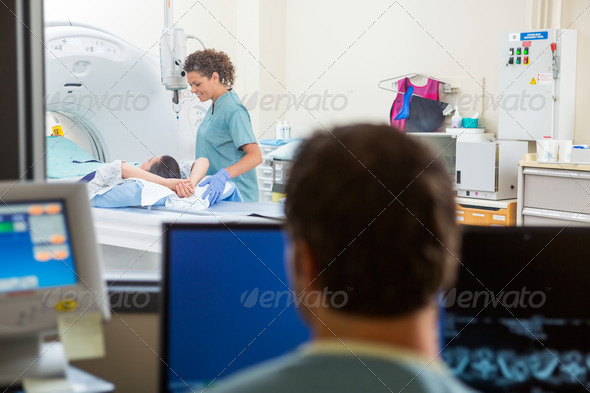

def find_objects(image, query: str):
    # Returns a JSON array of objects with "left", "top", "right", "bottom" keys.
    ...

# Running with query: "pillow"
[{"left": 267, "top": 140, "right": 301, "bottom": 160}]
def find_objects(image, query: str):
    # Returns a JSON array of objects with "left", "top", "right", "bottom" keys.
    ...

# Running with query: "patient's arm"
[
  {"left": 189, "top": 157, "right": 209, "bottom": 186},
  {"left": 176, "top": 157, "right": 209, "bottom": 198},
  {"left": 121, "top": 162, "right": 185, "bottom": 191}
]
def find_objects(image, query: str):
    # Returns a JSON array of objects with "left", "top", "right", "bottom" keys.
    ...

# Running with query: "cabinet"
[
  {"left": 257, "top": 144, "right": 280, "bottom": 202},
  {"left": 517, "top": 160, "right": 590, "bottom": 226},
  {"left": 456, "top": 197, "right": 517, "bottom": 226}
]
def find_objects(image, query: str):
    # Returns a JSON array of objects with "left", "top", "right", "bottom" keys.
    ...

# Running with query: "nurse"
[{"left": 182, "top": 49, "right": 262, "bottom": 203}]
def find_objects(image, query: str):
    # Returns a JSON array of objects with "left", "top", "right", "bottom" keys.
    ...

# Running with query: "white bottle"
[
  {"left": 283, "top": 121, "right": 290, "bottom": 140},
  {"left": 275, "top": 121, "right": 283, "bottom": 140},
  {"left": 451, "top": 107, "right": 462, "bottom": 128}
]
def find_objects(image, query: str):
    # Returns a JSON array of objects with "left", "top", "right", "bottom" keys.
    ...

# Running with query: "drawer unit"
[
  {"left": 456, "top": 198, "right": 517, "bottom": 226},
  {"left": 257, "top": 141, "right": 293, "bottom": 203},
  {"left": 518, "top": 161, "right": 590, "bottom": 226},
  {"left": 522, "top": 207, "right": 590, "bottom": 226},
  {"left": 257, "top": 164, "right": 274, "bottom": 180},
  {"left": 522, "top": 168, "right": 590, "bottom": 214},
  {"left": 259, "top": 190, "right": 273, "bottom": 202},
  {"left": 258, "top": 178, "right": 273, "bottom": 192},
  {"left": 257, "top": 142, "right": 283, "bottom": 202},
  {"left": 271, "top": 162, "right": 286, "bottom": 183}
]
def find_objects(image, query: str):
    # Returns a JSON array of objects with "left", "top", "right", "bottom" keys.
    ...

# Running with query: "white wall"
[
  {"left": 284, "top": 0, "right": 531, "bottom": 136},
  {"left": 44, "top": 0, "right": 590, "bottom": 141}
]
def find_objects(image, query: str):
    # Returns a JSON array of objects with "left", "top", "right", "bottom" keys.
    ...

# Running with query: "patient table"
[{"left": 93, "top": 202, "right": 285, "bottom": 282}]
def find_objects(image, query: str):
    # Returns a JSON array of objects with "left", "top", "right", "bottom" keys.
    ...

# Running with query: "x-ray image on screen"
[{"left": 443, "top": 227, "right": 590, "bottom": 393}]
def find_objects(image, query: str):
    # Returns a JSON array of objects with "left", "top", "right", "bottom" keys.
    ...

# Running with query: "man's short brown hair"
[{"left": 285, "top": 124, "right": 459, "bottom": 318}]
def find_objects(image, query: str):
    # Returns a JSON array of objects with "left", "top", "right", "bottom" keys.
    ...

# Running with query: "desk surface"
[
  {"left": 456, "top": 196, "right": 517, "bottom": 209},
  {"left": 520, "top": 159, "right": 590, "bottom": 172},
  {"left": 8, "top": 366, "right": 113, "bottom": 393}
]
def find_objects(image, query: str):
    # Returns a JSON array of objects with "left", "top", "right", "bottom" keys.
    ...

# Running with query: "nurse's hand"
[
  {"left": 175, "top": 178, "right": 195, "bottom": 198},
  {"left": 199, "top": 169, "right": 230, "bottom": 205}
]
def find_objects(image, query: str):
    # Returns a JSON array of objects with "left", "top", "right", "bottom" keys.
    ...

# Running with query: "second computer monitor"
[
  {"left": 161, "top": 223, "right": 310, "bottom": 393},
  {"left": 443, "top": 226, "right": 590, "bottom": 393}
]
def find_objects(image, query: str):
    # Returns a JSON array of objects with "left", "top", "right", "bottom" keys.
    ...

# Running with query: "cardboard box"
[{"left": 570, "top": 147, "right": 590, "bottom": 163}]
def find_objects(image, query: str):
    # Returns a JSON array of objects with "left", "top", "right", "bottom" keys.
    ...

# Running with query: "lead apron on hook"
[
  {"left": 390, "top": 77, "right": 439, "bottom": 130},
  {"left": 404, "top": 96, "right": 449, "bottom": 133}
]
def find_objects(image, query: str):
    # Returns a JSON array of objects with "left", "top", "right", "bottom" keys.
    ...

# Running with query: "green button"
[
  {"left": 524, "top": 47, "right": 529, "bottom": 55},
  {"left": 516, "top": 48, "right": 521, "bottom": 55},
  {"left": 0, "top": 222, "right": 14, "bottom": 233}
]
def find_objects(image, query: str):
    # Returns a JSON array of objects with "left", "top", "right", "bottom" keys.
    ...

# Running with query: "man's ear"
[
  {"left": 211, "top": 72, "right": 220, "bottom": 83},
  {"left": 293, "top": 240, "right": 318, "bottom": 290}
]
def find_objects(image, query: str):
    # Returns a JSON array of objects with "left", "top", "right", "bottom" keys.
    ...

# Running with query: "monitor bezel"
[
  {"left": 444, "top": 224, "right": 590, "bottom": 392},
  {"left": 0, "top": 181, "right": 109, "bottom": 337},
  {"left": 159, "top": 222, "right": 287, "bottom": 393}
]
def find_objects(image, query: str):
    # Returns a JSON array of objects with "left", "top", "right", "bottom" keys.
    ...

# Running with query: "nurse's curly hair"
[{"left": 184, "top": 49, "right": 235, "bottom": 89}]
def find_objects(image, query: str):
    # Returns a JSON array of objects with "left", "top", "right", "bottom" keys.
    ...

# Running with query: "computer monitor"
[
  {"left": 160, "top": 223, "right": 310, "bottom": 393},
  {"left": 443, "top": 226, "right": 590, "bottom": 393},
  {"left": 0, "top": 182, "right": 109, "bottom": 386}
]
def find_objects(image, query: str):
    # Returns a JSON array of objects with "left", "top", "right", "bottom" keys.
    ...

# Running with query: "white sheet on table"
[{"left": 133, "top": 176, "right": 234, "bottom": 210}]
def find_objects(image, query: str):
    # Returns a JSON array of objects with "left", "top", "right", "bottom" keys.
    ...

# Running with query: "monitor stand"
[{"left": 0, "top": 336, "right": 67, "bottom": 388}]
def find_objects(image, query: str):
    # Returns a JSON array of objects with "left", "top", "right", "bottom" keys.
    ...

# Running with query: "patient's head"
[{"left": 141, "top": 155, "right": 181, "bottom": 179}]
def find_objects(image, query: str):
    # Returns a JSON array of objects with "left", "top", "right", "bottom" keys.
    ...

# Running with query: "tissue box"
[{"left": 570, "top": 147, "right": 590, "bottom": 163}]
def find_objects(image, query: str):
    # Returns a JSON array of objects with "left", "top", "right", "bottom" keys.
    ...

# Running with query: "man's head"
[
  {"left": 140, "top": 155, "right": 181, "bottom": 179},
  {"left": 285, "top": 124, "right": 459, "bottom": 319}
]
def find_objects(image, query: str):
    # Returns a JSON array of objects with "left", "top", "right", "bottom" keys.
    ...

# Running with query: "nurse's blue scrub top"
[{"left": 196, "top": 90, "right": 259, "bottom": 202}]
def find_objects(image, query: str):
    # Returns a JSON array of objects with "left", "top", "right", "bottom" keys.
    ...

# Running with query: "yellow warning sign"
[
  {"left": 52, "top": 124, "right": 64, "bottom": 136},
  {"left": 530, "top": 78, "right": 537, "bottom": 85}
]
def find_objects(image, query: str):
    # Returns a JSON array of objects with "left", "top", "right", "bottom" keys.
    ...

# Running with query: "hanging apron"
[{"left": 390, "top": 77, "right": 440, "bottom": 130}]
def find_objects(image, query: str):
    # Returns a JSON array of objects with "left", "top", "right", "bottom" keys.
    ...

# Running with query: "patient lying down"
[{"left": 84, "top": 156, "right": 213, "bottom": 207}]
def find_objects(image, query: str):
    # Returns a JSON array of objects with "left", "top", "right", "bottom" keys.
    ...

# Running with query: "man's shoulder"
[
  {"left": 208, "top": 351, "right": 477, "bottom": 393},
  {"left": 206, "top": 352, "right": 300, "bottom": 393}
]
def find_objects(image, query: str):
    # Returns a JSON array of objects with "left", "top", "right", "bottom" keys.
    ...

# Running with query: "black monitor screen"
[
  {"left": 161, "top": 223, "right": 310, "bottom": 393},
  {"left": 0, "top": 200, "right": 77, "bottom": 292},
  {"left": 443, "top": 226, "right": 590, "bottom": 393}
]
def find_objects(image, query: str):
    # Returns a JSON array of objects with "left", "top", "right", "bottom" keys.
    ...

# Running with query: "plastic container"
[
  {"left": 451, "top": 107, "right": 462, "bottom": 128},
  {"left": 537, "top": 139, "right": 558, "bottom": 163},
  {"left": 462, "top": 117, "right": 479, "bottom": 128},
  {"left": 557, "top": 140, "right": 572, "bottom": 162},
  {"left": 275, "top": 121, "right": 283, "bottom": 140},
  {"left": 257, "top": 165, "right": 274, "bottom": 180},
  {"left": 259, "top": 190, "right": 273, "bottom": 202},
  {"left": 283, "top": 121, "right": 290, "bottom": 140},
  {"left": 258, "top": 178, "right": 273, "bottom": 192}
]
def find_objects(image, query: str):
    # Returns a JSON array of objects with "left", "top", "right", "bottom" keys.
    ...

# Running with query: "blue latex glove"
[{"left": 199, "top": 169, "right": 230, "bottom": 205}]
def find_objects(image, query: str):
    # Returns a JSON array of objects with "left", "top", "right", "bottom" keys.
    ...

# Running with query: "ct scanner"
[
  {"left": 44, "top": 21, "right": 281, "bottom": 281},
  {"left": 45, "top": 21, "right": 208, "bottom": 163}
]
